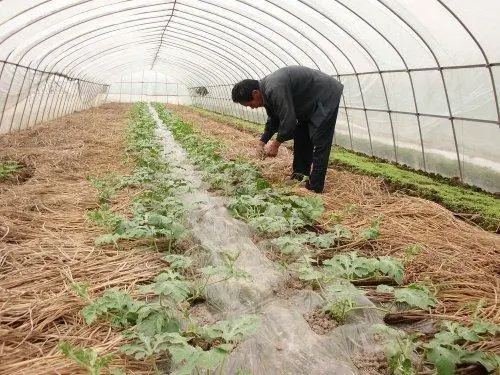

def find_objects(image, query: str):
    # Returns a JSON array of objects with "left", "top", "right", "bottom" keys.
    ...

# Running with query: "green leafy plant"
[
  {"left": 121, "top": 331, "right": 186, "bottom": 360},
  {"left": 374, "top": 318, "right": 500, "bottom": 375},
  {"left": 164, "top": 254, "right": 193, "bottom": 270},
  {"left": 60, "top": 342, "right": 113, "bottom": 375},
  {"left": 169, "top": 342, "right": 233, "bottom": 375},
  {"left": 326, "top": 204, "right": 357, "bottom": 223},
  {"left": 191, "top": 251, "right": 251, "bottom": 301},
  {"left": 86, "top": 174, "right": 122, "bottom": 202},
  {"left": 376, "top": 283, "right": 437, "bottom": 310},
  {"left": 82, "top": 289, "right": 143, "bottom": 327},
  {"left": 0, "top": 160, "right": 23, "bottom": 180},
  {"left": 360, "top": 215, "right": 383, "bottom": 240},
  {"left": 122, "top": 316, "right": 260, "bottom": 374},
  {"left": 373, "top": 324, "right": 421, "bottom": 375},
  {"left": 70, "top": 282, "right": 91, "bottom": 302},
  {"left": 197, "top": 315, "right": 261, "bottom": 343},
  {"left": 87, "top": 204, "right": 124, "bottom": 231},
  {"left": 402, "top": 244, "right": 423, "bottom": 263},
  {"left": 321, "top": 283, "right": 368, "bottom": 324},
  {"left": 271, "top": 226, "right": 352, "bottom": 255},
  {"left": 424, "top": 320, "right": 500, "bottom": 375},
  {"left": 324, "top": 252, "right": 404, "bottom": 284},
  {"left": 138, "top": 269, "right": 190, "bottom": 304}
]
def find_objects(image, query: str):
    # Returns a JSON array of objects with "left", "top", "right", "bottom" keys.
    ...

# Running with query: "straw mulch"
[
  {"left": 167, "top": 105, "right": 500, "bottom": 351},
  {"left": 0, "top": 103, "right": 164, "bottom": 374}
]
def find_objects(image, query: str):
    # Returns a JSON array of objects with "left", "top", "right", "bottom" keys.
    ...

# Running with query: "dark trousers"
[{"left": 292, "top": 104, "right": 339, "bottom": 192}]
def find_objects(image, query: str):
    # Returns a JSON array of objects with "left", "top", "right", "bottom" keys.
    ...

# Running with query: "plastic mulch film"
[{"left": 149, "top": 104, "right": 382, "bottom": 374}]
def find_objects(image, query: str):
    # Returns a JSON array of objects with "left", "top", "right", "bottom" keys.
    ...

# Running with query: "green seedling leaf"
[
  {"left": 323, "top": 252, "right": 377, "bottom": 280},
  {"left": 460, "top": 351, "right": 500, "bottom": 372},
  {"left": 298, "top": 264, "right": 324, "bottom": 282},
  {"left": 425, "top": 344, "right": 460, "bottom": 375},
  {"left": 170, "top": 344, "right": 232, "bottom": 375},
  {"left": 163, "top": 254, "right": 193, "bottom": 269},
  {"left": 82, "top": 289, "right": 142, "bottom": 326},
  {"left": 394, "top": 283, "right": 437, "bottom": 310},
  {"left": 200, "top": 315, "right": 261, "bottom": 342},
  {"left": 0, "top": 160, "right": 23, "bottom": 180},
  {"left": 201, "top": 262, "right": 251, "bottom": 282},
  {"left": 138, "top": 271, "right": 190, "bottom": 303},
  {"left": 372, "top": 323, "right": 407, "bottom": 338},
  {"left": 271, "top": 235, "right": 307, "bottom": 254},
  {"left": 70, "top": 282, "right": 91, "bottom": 301},
  {"left": 360, "top": 216, "right": 383, "bottom": 240},
  {"left": 403, "top": 244, "right": 422, "bottom": 262},
  {"left": 60, "top": 342, "right": 113, "bottom": 375},
  {"left": 135, "top": 302, "right": 181, "bottom": 336},
  {"left": 121, "top": 332, "right": 187, "bottom": 360},
  {"left": 326, "top": 225, "right": 353, "bottom": 241},
  {"left": 471, "top": 320, "right": 500, "bottom": 336},
  {"left": 378, "top": 256, "right": 404, "bottom": 284}
]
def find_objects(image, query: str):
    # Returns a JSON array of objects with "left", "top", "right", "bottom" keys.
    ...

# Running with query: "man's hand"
[
  {"left": 266, "top": 140, "right": 281, "bottom": 157},
  {"left": 257, "top": 140, "right": 266, "bottom": 159}
]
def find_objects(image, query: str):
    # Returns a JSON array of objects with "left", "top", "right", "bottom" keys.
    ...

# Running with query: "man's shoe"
[{"left": 305, "top": 181, "right": 323, "bottom": 193}]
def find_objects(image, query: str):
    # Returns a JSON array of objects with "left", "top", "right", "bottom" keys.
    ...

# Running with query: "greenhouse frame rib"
[{"left": 1, "top": 0, "right": 499, "bottom": 188}]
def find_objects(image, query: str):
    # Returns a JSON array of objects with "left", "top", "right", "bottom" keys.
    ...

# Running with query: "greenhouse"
[{"left": 0, "top": 1, "right": 499, "bottom": 374}]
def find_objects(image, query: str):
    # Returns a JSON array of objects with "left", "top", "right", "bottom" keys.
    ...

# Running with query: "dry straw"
[
  {"left": 0, "top": 103, "right": 162, "bottom": 374},
  {"left": 1, "top": 103, "right": 498, "bottom": 374}
]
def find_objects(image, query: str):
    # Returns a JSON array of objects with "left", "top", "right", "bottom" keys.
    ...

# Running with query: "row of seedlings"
[{"left": 65, "top": 103, "right": 259, "bottom": 375}]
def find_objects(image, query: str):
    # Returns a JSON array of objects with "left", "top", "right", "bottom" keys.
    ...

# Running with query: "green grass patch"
[
  {"left": 0, "top": 160, "right": 23, "bottom": 180},
  {"left": 186, "top": 106, "right": 500, "bottom": 232},
  {"left": 331, "top": 149, "right": 500, "bottom": 231}
]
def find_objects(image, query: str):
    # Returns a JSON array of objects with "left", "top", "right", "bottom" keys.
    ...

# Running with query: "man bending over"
[{"left": 231, "top": 65, "right": 343, "bottom": 193}]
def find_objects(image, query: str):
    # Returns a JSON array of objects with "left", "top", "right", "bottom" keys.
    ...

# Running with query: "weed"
[{"left": 0, "top": 160, "right": 23, "bottom": 180}]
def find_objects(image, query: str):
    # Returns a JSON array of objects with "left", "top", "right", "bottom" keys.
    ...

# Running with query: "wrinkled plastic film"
[{"left": 149, "top": 104, "right": 382, "bottom": 374}]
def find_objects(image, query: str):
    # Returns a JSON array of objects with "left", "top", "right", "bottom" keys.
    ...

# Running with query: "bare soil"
[{"left": 303, "top": 308, "right": 337, "bottom": 335}]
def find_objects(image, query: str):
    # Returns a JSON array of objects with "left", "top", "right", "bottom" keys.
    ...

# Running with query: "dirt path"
[
  {"left": 166, "top": 105, "right": 500, "bottom": 335},
  {"left": 0, "top": 103, "right": 163, "bottom": 374}
]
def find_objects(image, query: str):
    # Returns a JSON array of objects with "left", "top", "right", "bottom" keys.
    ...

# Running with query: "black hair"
[{"left": 231, "top": 79, "right": 259, "bottom": 102}]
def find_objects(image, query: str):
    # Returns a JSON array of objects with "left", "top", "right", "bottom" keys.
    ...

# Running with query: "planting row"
[
  {"left": 66, "top": 103, "right": 259, "bottom": 375},
  {"left": 63, "top": 102, "right": 499, "bottom": 375}
]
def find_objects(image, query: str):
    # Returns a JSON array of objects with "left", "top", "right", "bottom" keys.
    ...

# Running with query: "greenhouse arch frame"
[{"left": 1, "top": 0, "right": 499, "bottom": 192}]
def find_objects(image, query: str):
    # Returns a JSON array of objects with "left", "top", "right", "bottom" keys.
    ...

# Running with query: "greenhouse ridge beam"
[{"left": 149, "top": 0, "right": 176, "bottom": 70}]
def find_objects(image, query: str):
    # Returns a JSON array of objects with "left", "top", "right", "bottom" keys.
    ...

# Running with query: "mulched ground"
[
  {"left": 0, "top": 103, "right": 164, "bottom": 374},
  {"left": 1, "top": 102, "right": 498, "bottom": 374}
]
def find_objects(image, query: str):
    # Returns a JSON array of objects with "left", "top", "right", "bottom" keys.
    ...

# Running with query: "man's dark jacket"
[{"left": 259, "top": 66, "right": 344, "bottom": 144}]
